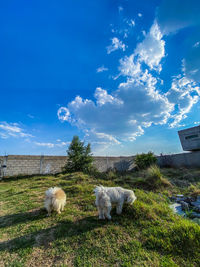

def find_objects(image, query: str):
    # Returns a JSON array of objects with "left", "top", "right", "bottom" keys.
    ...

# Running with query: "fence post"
[
  {"left": 40, "top": 155, "right": 44, "bottom": 174},
  {"left": 106, "top": 156, "right": 109, "bottom": 171}
]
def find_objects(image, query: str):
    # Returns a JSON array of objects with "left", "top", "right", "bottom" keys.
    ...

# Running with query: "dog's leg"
[
  {"left": 105, "top": 206, "right": 112, "bottom": 220},
  {"left": 116, "top": 201, "right": 124, "bottom": 215},
  {"left": 98, "top": 207, "right": 105, "bottom": 219},
  {"left": 61, "top": 203, "right": 65, "bottom": 211},
  {"left": 47, "top": 206, "right": 51, "bottom": 216},
  {"left": 57, "top": 206, "right": 61, "bottom": 214}
]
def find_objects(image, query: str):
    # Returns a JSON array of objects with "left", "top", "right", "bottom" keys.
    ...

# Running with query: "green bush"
[{"left": 135, "top": 152, "right": 157, "bottom": 170}]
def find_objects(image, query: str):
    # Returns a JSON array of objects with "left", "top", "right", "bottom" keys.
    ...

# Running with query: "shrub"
[
  {"left": 186, "top": 184, "right": 200, "bottom": 198},
  {"left": 63, "top": 136, "right": 94, "bottom": 173},
  {"left": 135, "top": 152, "right": 157, "bottom": 170},
  {"left": 145, "top": 165, "right": 172, "bottom": 189}
]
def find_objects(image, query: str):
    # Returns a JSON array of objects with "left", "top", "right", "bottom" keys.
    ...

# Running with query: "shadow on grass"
[
  {"left": 2, "top": 174, "right": 56, "bottom": 182},
  {"left": 0, "top": 209, "right": 46, "bottom": 229},
  {"left": 0, "top": 216, "right": 109, "bottom": 252}
]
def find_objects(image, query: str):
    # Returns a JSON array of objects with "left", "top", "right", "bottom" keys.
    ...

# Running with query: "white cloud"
[
  {"left": 85, "top": 129, "right": 120, "bottom": 145},
  {"left": 58, "top": 13, "right": 199, "bottom": 150},
  {"left": 138, "top": 13, "right": 142, "bottom": 17},
  {"left": 58, "top": 69, "right": 173, "bottom": 145},
  {"left": 57, "top": 21, "right": 172, "bottom": 147},
  {"left": 0, "top": 133, "right": 8, "bottom": 139},
  {"left": 35, "top": 140, "right": 70, "bottom": 149},
  {"left": 166, "top": 75, "right": 199, "bottom": 127},
  {"left": 0, "top": 122, "right": 33, "bottom": 139},
  {"left": 107, "top": 37, "right": 126, "bottom": 54},
  {"left": 96, "top": 65, "right": 108, "bottom": 73},
  {"left": 57, "top": 107, "right": 71, "bottom": 122},
  {"left": 126, "top": 19, "right": 135, "bottom": 27},
  {"left": 119, "top": 55, "right": 141, "bottom": 79},
  {"left": 94, "top": 87, "right": 123, "bottom": 106},
  {"left": 35, "top": 142, "right": 55, "bottom": 148},
  {"left": 134, "top": 21, "right": 165, "bottom": 71}
]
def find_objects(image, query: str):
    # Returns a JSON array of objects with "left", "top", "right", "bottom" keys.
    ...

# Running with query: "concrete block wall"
[
  {"left": 0, "top": 155, "right": 136, "bottom": 177},
  {"left": 158, "top": 151, "right": 200, "bottom": 168},
  {"left": 0, "top": 152, "right": 200, "bottom": 177},
  {"left": 40, "top": 156, "right": 67, "bottom": 174},
  {"left": 93, "top": 156, "right": 135, "bottom": 172},
  {"left": 2, "top": 156, "right": 41, "bottom": 176}
]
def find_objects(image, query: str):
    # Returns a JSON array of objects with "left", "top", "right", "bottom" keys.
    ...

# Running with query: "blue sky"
[{"left": 0, "top": 0, "right": 200, "bottom": 156}]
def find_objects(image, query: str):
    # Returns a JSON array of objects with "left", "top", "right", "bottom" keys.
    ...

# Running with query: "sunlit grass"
[{"left": 0, "top": 170, "right": 200, "bottom": 266}]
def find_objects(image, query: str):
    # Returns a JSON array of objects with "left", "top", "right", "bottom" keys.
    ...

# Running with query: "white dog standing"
[
  {"left": 44, "top": 187, "right": 66, "bottom": 216},
  {"left": 94, "top": 186, "right": 136, "bottom": 220}
]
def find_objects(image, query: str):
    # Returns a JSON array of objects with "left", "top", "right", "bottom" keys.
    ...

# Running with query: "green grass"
[{"left": 0, "top": 170, "right": 200, "bottom": 266}]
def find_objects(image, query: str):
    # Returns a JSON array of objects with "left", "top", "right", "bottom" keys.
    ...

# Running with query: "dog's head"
[{"left": 125, "top": 190, "right": 137, "bottom": 204}]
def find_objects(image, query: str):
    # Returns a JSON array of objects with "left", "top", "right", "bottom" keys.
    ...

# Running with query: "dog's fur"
[
  {"left": 44, "top": 187, "right": 66, "bottom": 216},
  {"left": 94, "top": 186, "right": 136, "bottom": 220}
]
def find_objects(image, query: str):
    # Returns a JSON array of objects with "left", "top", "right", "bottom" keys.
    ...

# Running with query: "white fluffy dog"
[
  {"left": 44, "top": 187, "right": 66, "bottom": 216},
  {"left": 94, "top": 186, "right": 136, "bottom": 220}
]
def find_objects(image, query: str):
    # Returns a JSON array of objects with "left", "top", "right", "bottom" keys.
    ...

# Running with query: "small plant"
[
  {"left": 145, "top": 165, "right": 172, "bottom": 190},
  {"left": 106, "top": 169, "right": 118, "bottom": 180},
  {"left": 135, "top": 152, "right": 157, "bottom": 170},
  {"left": 63, "top": 135, "right": 93, "bottom": 173},
  {"left": 186, "top": 184, "right": 200, "bottom": 198}
]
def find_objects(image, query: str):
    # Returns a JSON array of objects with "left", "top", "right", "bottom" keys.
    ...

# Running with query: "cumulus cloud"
[
  {"left": 106, "top": 37, "right": 126, "bottom": 54},
  {"left": 134, "top": 21, "right": 165, "bottom": 71},
  {"left": 58, "top": 69, "right": 173, "bottom": 144},
  {"left": 166, "top": 75, "right": 199, "bottom": 127},
  {"left": 57, "top": 6, "right": 200, "bottom": 150},
  {"left": 119, "top": 55, "right": 141, "bottom": 78},
  {"left": 94, "top": 87, "right": 123, "bottom": 106},
  {"left": 0, "top": 122, "right": 33, "bottom": 139},
  {"left": 57, "top": 20, "right": 172, "bottom": 147}
]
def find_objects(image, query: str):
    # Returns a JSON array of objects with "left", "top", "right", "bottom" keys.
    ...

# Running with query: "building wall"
[
  {"left": 0, "top": 152, "right": 200, "bottom": 177},
  {"left": 178, "top": 125, "right": 200, "bottom": 151}
]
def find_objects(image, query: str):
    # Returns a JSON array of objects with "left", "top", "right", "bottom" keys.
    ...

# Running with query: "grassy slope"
[{"left": 0, "top": 170, "right": 200, "bottom": 267}]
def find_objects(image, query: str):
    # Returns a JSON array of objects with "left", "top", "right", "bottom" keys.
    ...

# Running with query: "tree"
[{"left": 63, "top": 136, "right": 93, "bottom": 173}]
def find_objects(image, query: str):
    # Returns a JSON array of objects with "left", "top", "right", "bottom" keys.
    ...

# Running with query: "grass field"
[{"left": 0, "top": 169, "right": 200, "bottom": 266}]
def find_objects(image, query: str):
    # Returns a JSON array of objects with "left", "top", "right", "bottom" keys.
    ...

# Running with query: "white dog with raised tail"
[
  {"left": 44, "top": 187, "right": 66, "bottom": 216},
  {"left": 94, "top": 186, "right": 136, "bottom": 220}
]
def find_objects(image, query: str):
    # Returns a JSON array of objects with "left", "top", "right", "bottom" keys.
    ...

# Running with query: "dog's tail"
[
  {"left": 45, "top": 187, "right": 64, "bottom": 211},
  {"left": 45, "top": 187, "right": 60, "bottom": 197},
  {"left": 93, "top": 185, "right": 105, "bottom": 196}
]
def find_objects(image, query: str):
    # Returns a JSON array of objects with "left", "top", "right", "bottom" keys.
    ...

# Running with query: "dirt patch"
[{"left": 27, "top": 248, "right": 74, "bottom": 267}]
